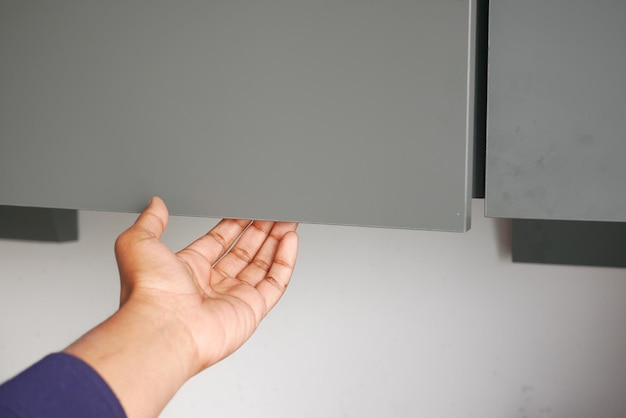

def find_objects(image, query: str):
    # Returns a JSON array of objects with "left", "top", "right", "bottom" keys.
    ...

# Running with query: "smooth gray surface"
[
  {"left": 0, "top": 1, "right": 475, "bottom": 231},
  {"left": 486, "top": 0, "right": 626, "bottom": 221}
]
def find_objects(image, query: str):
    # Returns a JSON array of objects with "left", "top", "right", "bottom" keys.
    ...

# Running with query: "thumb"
[
  {"left": 115, "top": 197, "right": 169, "bottom": 306},
  {"left": 131, "top": 196, "right": 169, "bottom": 241},
  {"left": 115, "top": 197, "right": 169, "bottom": 254}
]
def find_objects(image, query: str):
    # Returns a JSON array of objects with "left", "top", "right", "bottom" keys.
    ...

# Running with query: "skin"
[{"left": 64, "top": 196, "right": 299, "bottom": 418}]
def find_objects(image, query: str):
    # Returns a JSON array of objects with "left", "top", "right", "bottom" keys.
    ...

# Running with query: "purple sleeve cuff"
[{"left": 0, "top": 352, "right": 126, "bottom": 418}]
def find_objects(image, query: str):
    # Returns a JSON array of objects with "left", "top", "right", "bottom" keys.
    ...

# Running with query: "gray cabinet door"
[
  {"left": 1, "top": 0, "right": 476, "bottom": 231},
  {"left": 486, "top": 0, "right": 626, "bottom": 222}
]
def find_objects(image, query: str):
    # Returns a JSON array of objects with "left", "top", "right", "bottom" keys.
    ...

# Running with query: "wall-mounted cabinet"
[
  {"left": 486, "top": 0, "right": 626, "bottom": 222},
  {"left": 485, "top": 0, "right": 626, "bottom": 267},
  {"left": 1, "top": 0, "right": 477, "bottom": 231}
]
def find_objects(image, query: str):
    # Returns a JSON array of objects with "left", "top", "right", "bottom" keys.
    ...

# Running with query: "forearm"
[{"left": 64, "top": 298, "right": 198, "bottom": 418}]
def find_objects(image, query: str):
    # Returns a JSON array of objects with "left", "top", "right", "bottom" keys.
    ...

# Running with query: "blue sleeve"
[{"left": 0, "top": 352, "right": 126, "bottom": 418}]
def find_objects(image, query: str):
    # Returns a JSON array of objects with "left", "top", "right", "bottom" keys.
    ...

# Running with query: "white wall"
[{"left": 1, "top": 200, "right": 625, "bottom": 418}]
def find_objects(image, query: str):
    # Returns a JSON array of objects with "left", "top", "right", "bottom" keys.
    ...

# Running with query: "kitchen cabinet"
[
  {"left": 485, "top": 0, "right": 626, "bottom": 222},
  {"left": 485, "top": 0, "right": 626, "bottom": 268},
  {"left": 0, "top": 0, "right": 477, "bottom": 232}
]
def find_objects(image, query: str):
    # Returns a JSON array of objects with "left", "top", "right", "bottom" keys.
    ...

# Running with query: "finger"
[
  {"left": 255, "top": 231, "right": 299, "bottom": 312},
  {"left": 237, "top": 222, "right": 298, "bottom": 287},
  {"left": 117, "top": 196, "right": 169, "bottom": 246},
  {"left": 212, "top": 221, "right": 275, "bottom": 280},
  {"left": 180, "top": 218, "right": 251, "bottom": 266}
]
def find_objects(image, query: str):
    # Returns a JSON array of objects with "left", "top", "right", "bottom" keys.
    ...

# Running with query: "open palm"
[{"left": 114, "top": 197, "right": 299, "bottom": 373}]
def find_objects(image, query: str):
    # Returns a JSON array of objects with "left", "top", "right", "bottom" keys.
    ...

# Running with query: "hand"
[
  {"left": 114, "top": 196, "right": 299, "bottom": 372},
  {"left": 65, "top": 197, "right": 298, "bottom": 418}
]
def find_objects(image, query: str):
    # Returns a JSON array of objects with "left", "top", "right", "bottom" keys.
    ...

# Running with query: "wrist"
[
  {"left": 64, "top": 296, "right": 200, "bottom": 417},
  {"left": 121, "top": 294, "right": 201, "bottom": 379}
]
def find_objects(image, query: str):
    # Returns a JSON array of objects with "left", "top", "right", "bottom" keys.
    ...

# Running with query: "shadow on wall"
[{"left": 494, "top": 218, "right": 512, "bottom": 261}]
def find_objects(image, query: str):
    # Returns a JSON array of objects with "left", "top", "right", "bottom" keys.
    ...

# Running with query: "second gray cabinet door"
[
  {"left": 1, "top": 0, "right": 476, "bottom": 231},
  {"left": 486, "top": 0, "right": 626, "bottom": 222}
]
